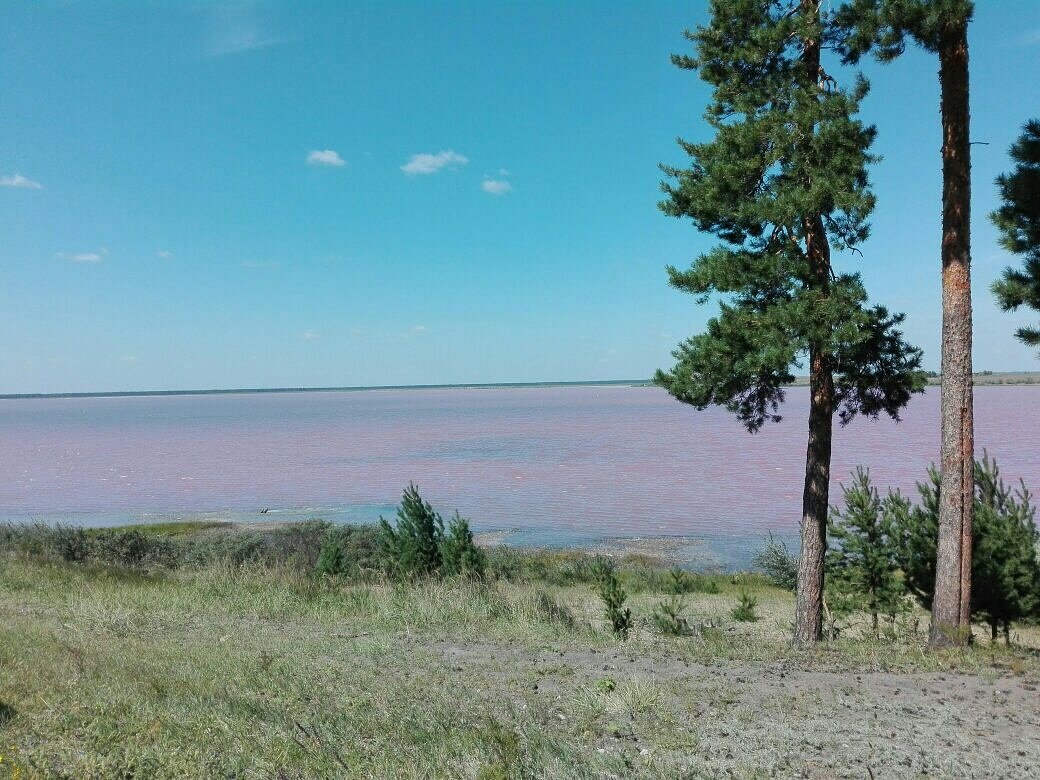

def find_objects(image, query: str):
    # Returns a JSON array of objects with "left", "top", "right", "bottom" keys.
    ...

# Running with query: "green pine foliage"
[
  {"left": 593, "top": 558, "right": 633, "bottom": 641},
  {"left": 378, "top": 485, "right": 486, "bottom": 580},
  {"left": 379, "top": 483, "right": 445, "bottom": 577},
  {"left": 651, "top": 596, "right": 692, "bottom": 636},
  {"left": 991, "top": 120, "right": 1040, "bottom": 349},
  {"left": 441, "top": 511, "right": 486, "bottom": 578},
  {"left": 655, "top": 1, "right": 924, "bottom": 432},
  {"left": 891, "top": 454, "right": 1040, "bottom": 643},
  {"left": 315, "top": 525, "right": 385, "bottom": 577},
  {"left": 834, "top": 1, "right": 975, "bottom": 60},
  {"left": 826, "top": 468, "right": 906, "bottom": 638},
  {"left": 731, "top": 591, "right": 759, "bottom": 622}
]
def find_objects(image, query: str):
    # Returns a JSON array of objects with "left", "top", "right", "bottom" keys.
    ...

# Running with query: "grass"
[{"left": 2, "top": 522, "right": 1040, "bottom": 778}]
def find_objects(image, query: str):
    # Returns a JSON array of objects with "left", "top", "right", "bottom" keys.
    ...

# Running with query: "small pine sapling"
[
  {"left": 441, "top": 511, "right": 486, "bottom": 578},
  {"left": 379, "top": 483, "right": 444, "bottom": 577},
  {"left": 731, "top": 591, "right": 759, "bottom": 622},
  {"left": 827, "top": 468, "right": 906, "bottom": 639},
  {"left": 651, "top": 596, "right": 692, "bottom": 636},
  {"left": 593, "top": 558, "right": 633, "bottom": 641}
]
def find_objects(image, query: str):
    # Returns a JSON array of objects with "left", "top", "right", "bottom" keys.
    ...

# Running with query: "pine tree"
[
  {"left": 892, "top": 455, "right": 1040, "bottom": 644},
  {"left": 834, "top": 0, "right": 976, "bottom": 649},
  {"left": 440, "top": 511, "right": 486, "bottom": 578},
  {"left": 826, "top": 468, "right": 905, "bottom": 638},
  {"left": 991, "top": 120, "right": 1040, "bottom": 350},
  {"left": 656, "top": 0, "right": 925, "bottom": 643},
  {"left": 379, "top": 483, "right": 444, "bottom": 577}
]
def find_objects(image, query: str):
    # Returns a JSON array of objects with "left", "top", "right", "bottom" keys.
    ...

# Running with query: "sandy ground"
[{"left": 436, "top": 639, "right": 1040, "bottom": 779}]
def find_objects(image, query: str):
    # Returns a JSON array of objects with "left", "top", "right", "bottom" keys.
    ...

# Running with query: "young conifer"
[
  {"left": 827, "top": 468, "right": 905, "bottom": 638},
  {"left": 657, "top": 0, "right": 924, "bottom": 643},
  {"left": 379, "top": 483, "right": 444, "bottom": 577},
  {"left": 892, "top": 455, "right": 1040, "bottom": 644}
]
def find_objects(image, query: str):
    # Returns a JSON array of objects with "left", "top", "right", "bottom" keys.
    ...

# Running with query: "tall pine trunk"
[
  {"left": 793, "top": 2, "right": 834, "bottom": 645},
  {"left": 930, "top": 17, "right": 974, "bottom": 648},
  {"left": 795, "top": 207, "right": 834, "bottom": 643},
  {"left": 796, "top": 342, "right": 834, "bottom": 643}
]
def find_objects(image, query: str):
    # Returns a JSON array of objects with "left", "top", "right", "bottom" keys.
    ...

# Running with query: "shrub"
[
  {"left": 665, "top": 566, "right": 720, "bottom": 595},
  {"left": 752, "top": 532, "right": 798, "bottom": 591},
  {"left": 651, "top": 596, "right": 692, "bottom": 636},
  {"left": 826, "top": 468, "right": 907, "bottom": 639},
  {"left": 593, "top": 558, "right": 633, "bottom": 640},
  {"left": 87, "top": 528, "right": 178, "bottom": 568},
  {"left": 379, "top": 484, "right": 445, "bottom": 577},
  {"left": 441, "top": 512, "right": 485, "bottom": 578},
  {"left": 893, "top": 453, "right": 1040, "bottom": 643},
  {"left": 731, "top": 591, "right": 758, "bottom": 622},
  {"left": 315, "top": 524, "right": 384, "bottom": 577}
]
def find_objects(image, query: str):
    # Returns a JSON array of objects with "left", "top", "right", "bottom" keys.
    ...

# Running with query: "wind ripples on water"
[{"left": 1, "top": 385, "right": 1037, "bottom": 549}]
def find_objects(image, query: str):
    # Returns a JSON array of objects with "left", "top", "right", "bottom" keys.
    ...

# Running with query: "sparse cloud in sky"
[
  {"left": 301, "top": 330, "right": 320, "bottom": 340},
  {"left": 157, "top": 250, "right": 173, "bottom": 259},
  {"left": 400, "top": 150, "right": 468, "bottom": 175},
  {"left": 307, "top": 149, "right": 346, "bottom": 167},
  {"left": 204, "top": 4, "right": 291, "bottom": 57},
  {"left": 56, "top": 248, "right": 106, "bottom": 263},
  {"left": 481, "top": 178, "right": 512, "bottom": 195},
  {"left": 1, "top": 173, "right": 43, "bottom": 190}
]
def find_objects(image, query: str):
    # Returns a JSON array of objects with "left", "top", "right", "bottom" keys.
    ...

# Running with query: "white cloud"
[
  {"left": 307, "top": 149, "right": 346, "bottom": 167},
  {"left": 1, "top": 173, "right": 43, "bottom": 190},
  {"left": 497, "top": 168, "right": 510, "bottom": 177},
  {"left": 120, "top": 355, "right": 138, "bottom": 364},
  {"left": 410, "top": 324, "right": 428, "bottom": 335},
  {"left": 400, "top": 150, "right": 468, "bottom": 175},
  {"left": 157, "top": 250, "right": 173, "bottom": 259},
  {"left": 204, "top": 5, "right": 290, "bottom": 57},
  {"left": 481, "top": 178, "right": 512, "bottom": 195},
  {"left": 301, "top": 330, "right": 320, "bottom": 340},
  {"left": 56, "top": 249, "right": 106, "bottom": 263}
]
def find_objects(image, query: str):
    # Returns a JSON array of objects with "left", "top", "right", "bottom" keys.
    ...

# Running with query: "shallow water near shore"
[{"left": 2, "top": 384, "right": 1038, "bottom": 569}]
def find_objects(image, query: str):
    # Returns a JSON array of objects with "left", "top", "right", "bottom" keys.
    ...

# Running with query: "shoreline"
[{"left": 4, "top": 370, "right": 1040, "bottom": 400}]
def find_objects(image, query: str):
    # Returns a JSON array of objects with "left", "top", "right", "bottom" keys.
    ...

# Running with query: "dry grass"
[{"left": 1, "top": 545, "right": 1039, "bottom": 778}]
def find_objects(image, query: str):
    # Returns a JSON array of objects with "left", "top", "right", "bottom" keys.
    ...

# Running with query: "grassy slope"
[{"left": 2, "top": 529, "right": 1040, "bottom": 778}]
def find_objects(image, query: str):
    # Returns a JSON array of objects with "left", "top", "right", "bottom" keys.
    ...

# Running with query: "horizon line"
[{"left": 0, "top": 378, "right": 652, "bottom": 401}]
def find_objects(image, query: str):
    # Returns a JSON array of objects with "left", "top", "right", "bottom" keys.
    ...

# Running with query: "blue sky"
[{"left": 2, "top": 1, "right": 1039, "bottom": 394}]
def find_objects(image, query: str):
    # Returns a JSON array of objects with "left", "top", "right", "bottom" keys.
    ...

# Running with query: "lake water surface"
[{"left": 2, "top": 385, "right": 1036, "bottom": 567}]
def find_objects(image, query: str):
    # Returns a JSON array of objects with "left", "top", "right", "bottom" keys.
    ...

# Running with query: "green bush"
[
  {"left": 731, "top": 591, "right": 759, "bottom": 622},
  {"left": 752, "top": 532, "right": 798, "bottom": 591},
  {"left": 378, "top": 485, "right": 485, "bottom": 580},
  {"left": 651, "top": 595, "right": 692, "bottom": 636},
  {"left": 379, "top": 484, "right": 445, "bottom": 577},
  {"left": 826, "top": 468, "right": 907, "bottom": 639},
  {"left": 441, "top": 511, "right": 485, "bottom": 578},
  {"left": 665, "top": 566, "right": 720, "bottom": 595},
  {"left": 893, "top": 453, "right": 1040, "bottom": 643},
  {"left": 593, "top": 558, "right": 633, "bottom": 640},
  {"left": 315, "top": 524, "right": 385, "bottom": 577}
]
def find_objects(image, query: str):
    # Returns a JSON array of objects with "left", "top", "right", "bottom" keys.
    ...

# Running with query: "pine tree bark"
[
  {"left": 793, "top": 0, "right": 834, "bottom": 646},
  {"left": 930, "top": 17, "right": 974, "bottom": 649},
  {"left": 795, "top": 212, "right": 834, "bottom": 643}
]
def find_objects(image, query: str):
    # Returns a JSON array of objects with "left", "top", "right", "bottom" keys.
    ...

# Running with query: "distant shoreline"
[
  {"left": 2, "top": 371, "right": 1038, "bottom": 400},
  {"left": 0, "top": 379, "right": 650, "bottom": 401}
]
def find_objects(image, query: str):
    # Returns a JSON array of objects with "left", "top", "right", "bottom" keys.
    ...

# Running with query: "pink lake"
[{"left": 1, "top": 385, "right": 1036, "bottom": 566}]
